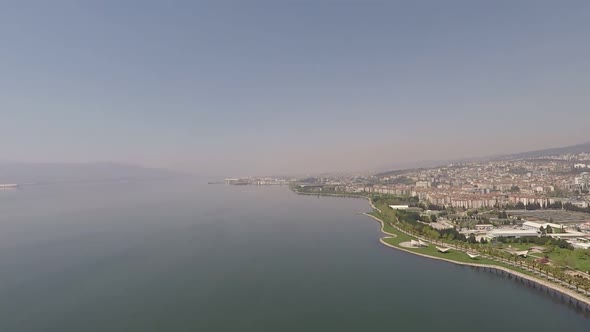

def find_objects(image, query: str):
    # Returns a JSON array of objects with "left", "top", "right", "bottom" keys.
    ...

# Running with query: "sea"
[{"left": 0, "top": 178, "right": 588, "bottom": 331}]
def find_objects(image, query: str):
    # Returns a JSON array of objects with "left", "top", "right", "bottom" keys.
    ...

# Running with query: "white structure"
[
  {"left": 410, "top": 240, "right": 428, "bottom": 247},
  {"left": 522, "top": 221, "right": 563, "bottom": 231},
  {"left": 389, "top": 205, "right": 409, "bottom": 210},
  {"left": 521, "top": 221, "right": 586, "bottom": 239},
  {"left": 575, "top": 172, "right": 590, "bottom": 188},
  {"left": 487, "top": 229, "right": 539, "bottom": 239},
  {"left": 571, "top": 242, "right": 590, "bottom": 250},
  {"left": 436, "top": 246, "right": 451, "bottom": 253},
  {"left": 548, "top": 230, "right": 587, "bottom": 239},
  {"left": 415, "top": 181, "right": 430, "bottom": 188},
  {"left": 513, "top": 250, "right": 529, "bottom": 257},
  {"left": 474, "top": 224, "right": 494, "bottom": 231}
]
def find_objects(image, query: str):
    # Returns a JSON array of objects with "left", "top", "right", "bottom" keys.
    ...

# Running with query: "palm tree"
[
  {"left": 583, "top": 280, "right": 590, "bottom": 296},
  {"left": 555, "top": 270, "right": 565, "bottom": 285},
  {"left": 490, "top": 249, "right": 498, "bottom": 260},
  {"left": 564, "top": 275, "right": 571, "bottom": 288}
]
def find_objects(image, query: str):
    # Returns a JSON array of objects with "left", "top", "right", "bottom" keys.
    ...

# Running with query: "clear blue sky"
[{"left": 1, "top": 1, "right": 589, "bottom": 176}]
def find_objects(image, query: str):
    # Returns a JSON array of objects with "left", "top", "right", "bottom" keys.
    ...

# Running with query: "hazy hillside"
[
  {"left": 497, "top": 141, "right": 590, "bottom": 160},
  {"left": 377, "top": 141, "right": 590, "bottom": 176}
]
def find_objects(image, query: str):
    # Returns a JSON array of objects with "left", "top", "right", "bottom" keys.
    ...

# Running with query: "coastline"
[
  {"left": 364, "top": 211, "right": 590, "bottom": 312},
  {"left": 293, "top": 191, "right": 381, "bottom": 212},
  {"left": 292, "top": 188, "right": 590, "bottom": 313}
]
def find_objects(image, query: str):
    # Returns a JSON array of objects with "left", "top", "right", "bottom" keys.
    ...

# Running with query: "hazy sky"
[{"left": 1, "top": 1, "right": 589, "bottom": 176}]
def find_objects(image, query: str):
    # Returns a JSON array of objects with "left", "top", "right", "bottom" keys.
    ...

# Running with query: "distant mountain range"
[
  {"left": 494, "top": 141, "right": 590, "bottom": 160},
  {"left": 0, "top": 162, "right": 179, "bottom": 184},
  {"left": 376, "top": 141, "right": 590, "bottom": 177}
]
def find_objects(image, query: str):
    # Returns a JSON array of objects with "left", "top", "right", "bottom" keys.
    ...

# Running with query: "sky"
[{"left": 1, "top": 0, "right": 590, "bottom": 176}]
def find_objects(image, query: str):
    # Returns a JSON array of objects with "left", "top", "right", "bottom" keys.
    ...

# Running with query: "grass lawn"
[
  {"left": 546, "top": 248, "right": 590, "bottom": 273},
  {"left": 369, "top": 201, "right": 539, "bottom": 277},
  {"left": 574, "top": 256, "right": 590, "bottom": 273},
  {"left": 381, "top": 231, "right": 513, "bottom": 267}
]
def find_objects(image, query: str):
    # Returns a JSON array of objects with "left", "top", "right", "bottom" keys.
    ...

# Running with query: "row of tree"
[
  {"left": 392, "top": 217, "right": 590, "bottom": 293},
  {"left": 563, "top": 202, "right": 590, "bottom": 214},
  {"left": 494, "top": 236, "right": 573, "bottom": 249},
  {"left": 500, "top": 201, "right": 589, "bottom": 213}
]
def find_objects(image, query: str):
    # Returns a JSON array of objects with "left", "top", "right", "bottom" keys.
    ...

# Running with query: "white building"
[
  {"left": 522, "top": 221, "right": 563, "bottom": 231},
  {"left": 548, "top": 230, "right": 587, "bottom": 239},
  {"left": 486, "top": 229, "right": 539, "bottom": 239},
  {"left": 415, "top": 181, "right": 430, "bottom": 188},
  {"left": 389, "top": 205, "right": 409, "bottom": 210}
]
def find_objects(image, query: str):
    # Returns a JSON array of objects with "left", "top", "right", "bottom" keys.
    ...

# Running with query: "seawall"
[
  {"left": 292, "top": 190, "right": 380, "bottom": 211},
  {"left": 371, "top": 217, "right": 590, "bottom": 315},
  {"left": 291, "top": 188, "right": 590, "bottom": 314}
]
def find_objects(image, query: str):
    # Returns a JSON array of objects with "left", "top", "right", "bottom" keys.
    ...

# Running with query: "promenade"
[{"left": 364, "top": 212, "right": 590, "bottom": 311}]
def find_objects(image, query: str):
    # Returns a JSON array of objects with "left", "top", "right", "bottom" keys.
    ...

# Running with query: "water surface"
[{"left": 0, "top": 180, "right": 587, "bottom": 331}]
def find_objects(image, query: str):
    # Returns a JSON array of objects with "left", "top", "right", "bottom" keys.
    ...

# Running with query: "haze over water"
[{"left": 0, "top": 179, "right": 587, "bottom": 331}]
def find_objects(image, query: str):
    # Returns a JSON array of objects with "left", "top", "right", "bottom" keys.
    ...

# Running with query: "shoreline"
[
  {"left": 364, "top": 211, "right": 590, "bottom": 313},
  {"left": 292, "top": 189, "right": 590, "bottom": 313},
  {"left": 293, "top": 191, "right": 381, "bottom": 211}
]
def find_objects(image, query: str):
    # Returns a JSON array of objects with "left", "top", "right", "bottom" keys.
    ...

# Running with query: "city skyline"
[{"left": 2, "top": 1, "right": 590, "bottom": 176}]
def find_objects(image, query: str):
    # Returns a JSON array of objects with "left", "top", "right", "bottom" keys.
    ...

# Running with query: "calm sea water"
[{"left": 0, "top": 179, "right": 588, "bottom": 331}]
